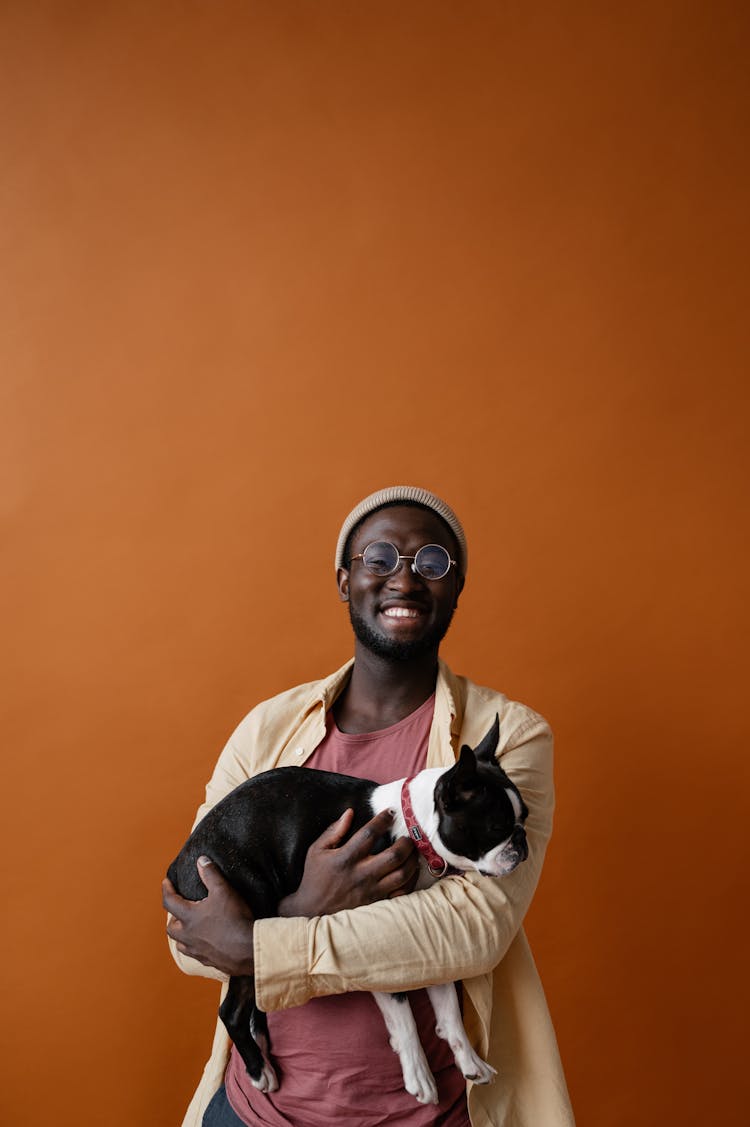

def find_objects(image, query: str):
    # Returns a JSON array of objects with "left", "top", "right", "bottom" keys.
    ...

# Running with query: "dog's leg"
[
  {"left": 371, "top": 991, "right": 439, "bottom": 1105},
  {"left": 426, "top": 983, "right": 496, "bottom": 1085},
  {"left": 219, "top": 975, "right": 279, "bottom": 1093},
  {"left": 248, "top": 1006, "right": 278, "bottom": 1092}
]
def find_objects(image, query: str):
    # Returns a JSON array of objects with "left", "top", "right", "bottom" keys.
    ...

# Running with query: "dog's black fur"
[
  {"left": 169, "top": 768, "right": 390, "bottom": 914},
  {"left": 167, "top": 717, "right": 527, "bottom": 1093},
  {"left": 168, "top": 768, "right": 396, "bottom": 1086}
]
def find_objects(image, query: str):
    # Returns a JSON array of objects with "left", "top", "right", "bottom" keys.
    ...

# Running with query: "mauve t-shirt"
[{"left": 224, "top": 693, "right": 470, "bottom": 1126}]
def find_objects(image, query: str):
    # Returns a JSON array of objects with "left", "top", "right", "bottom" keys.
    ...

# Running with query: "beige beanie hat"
[{"left": 334, "top": 486, "right": 467, "bottom": 576}]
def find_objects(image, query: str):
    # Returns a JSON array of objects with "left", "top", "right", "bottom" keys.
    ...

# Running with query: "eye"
[
  {"left": 414, "top": 544, "right": 451, "bottom": 580},
  {"left": 362, "top": 542, "right": 398, "bottom": 574}
]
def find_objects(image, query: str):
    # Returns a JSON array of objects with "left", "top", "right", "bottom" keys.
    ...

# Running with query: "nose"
[
  {"left": 511, "top": 825, "right": 528, "bottom": 860},
  {"left": 385, "top": 558, "right": 423, "bottom": 590}
]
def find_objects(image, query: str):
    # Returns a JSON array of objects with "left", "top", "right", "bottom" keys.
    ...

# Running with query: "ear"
[
  {"left": 441, "top": 744, "right": 482, "bottom": 809},
  {"left": 337, "top": 567, "right": 350, "bottom": 603},
  {"left": 457, "top": 743, "right": 480, "bottom": 774},
  {"left": 473, "top": 714, "right": 500, "bottom": 764}
]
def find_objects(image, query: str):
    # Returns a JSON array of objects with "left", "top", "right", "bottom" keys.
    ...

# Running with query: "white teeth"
[{"left": 383, "top": 607, "right": 420, "bottom": 618}]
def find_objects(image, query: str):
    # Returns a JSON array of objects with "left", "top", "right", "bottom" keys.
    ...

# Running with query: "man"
[{"left": 164, "top": 485, "right": 574, "bottom": 1126}]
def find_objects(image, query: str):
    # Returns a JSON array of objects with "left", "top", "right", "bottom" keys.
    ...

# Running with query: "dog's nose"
[{"left": 512, "top": 825, "right": 528, "bottom": 861}]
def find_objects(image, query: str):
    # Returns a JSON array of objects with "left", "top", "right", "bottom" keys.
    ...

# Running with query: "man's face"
[{"left": 337, "top": 505, "right": 464, "bottom": 662}]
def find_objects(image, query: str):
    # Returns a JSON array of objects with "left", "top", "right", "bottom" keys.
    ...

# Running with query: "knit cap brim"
[{"left": 334, "top": 486, "right": 467, "bottom": 575}]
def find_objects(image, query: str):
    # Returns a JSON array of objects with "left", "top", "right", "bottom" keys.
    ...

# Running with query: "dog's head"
[{"left": 433, "top": 715, "right": 529, "bottom": 877}]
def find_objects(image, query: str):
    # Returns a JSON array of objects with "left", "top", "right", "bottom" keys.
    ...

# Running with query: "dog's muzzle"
[
  {"left": 511, "top": 825, "right": 528, "bottom": 864},
  {"left": 479, "top": 826, "right": 529, "bottom": 876},
  {"left": 499, "top": 826, "right": 528, "bottom": 872}
]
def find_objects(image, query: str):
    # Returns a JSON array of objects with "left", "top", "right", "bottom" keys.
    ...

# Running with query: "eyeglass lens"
[{"left": 361, "top": 541, "right": 451, "bottom": 580}]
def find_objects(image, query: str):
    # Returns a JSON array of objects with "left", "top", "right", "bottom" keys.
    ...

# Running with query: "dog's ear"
[
  {"left": 457, "top": 743, "right": 480, "bottom": 774},
  {"left": 472, "top": 714, "right": 500, "bottom": 764},
  {"left": 441, "top": 744, "right": 483, "bottom": 809}
]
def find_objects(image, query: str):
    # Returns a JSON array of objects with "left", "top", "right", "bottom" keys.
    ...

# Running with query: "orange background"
[{"left": 1, "top": 3, "right": 748, "bottom": 1125}]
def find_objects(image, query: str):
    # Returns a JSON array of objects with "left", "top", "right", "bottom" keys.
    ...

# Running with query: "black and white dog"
[{"left": 168, "top": 715, "right": 528, "bottom": 1105}]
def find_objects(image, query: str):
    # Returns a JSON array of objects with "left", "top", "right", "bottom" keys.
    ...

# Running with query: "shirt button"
[{"left": 293, "top": 746, "right": 304, "bottom": 756}]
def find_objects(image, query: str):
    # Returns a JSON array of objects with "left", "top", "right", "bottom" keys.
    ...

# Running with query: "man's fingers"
[
  {"left": 390, "top": 839, "right": 420, "bottom": 884},
  {"left": 166, "top": 916, "right": 183, "bottom": 941},
  {"left": 196, "top": 855, "right": 230, "bottom": 892},
  {"left": 370, "top": 834, "right": 417, "bottom": 871},
  {"left": 162, "top": 877, "right": 186, "bottom": 915},
  {"left": 383, "top": 850, "right": 421, "bottom": 897},
  {"left": 365, "top": 836, "right": 419, "bottom": 886},
  {"left": 341, "top": 808, "right": 396, "bottom": 860},
  {"left": 315, "top": 808, "right": 355, "bottom": 850}
]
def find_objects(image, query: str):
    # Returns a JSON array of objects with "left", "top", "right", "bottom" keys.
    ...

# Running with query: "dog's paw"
[
  {"left": 435, "top": 1020, "right": 497, "bottom": 1085},
  {"left": 408, "top": 1075, "right": 439, "bottom": 1105},
  {"left": 402, "top": 1055, "right": 439, "bottom": 1105},
  {"left": 456, "top": 1047, "right": 497, "bottom": 1085},
  {"left": 251, "top": 1061, "right": 279, "bottom": 1093}
]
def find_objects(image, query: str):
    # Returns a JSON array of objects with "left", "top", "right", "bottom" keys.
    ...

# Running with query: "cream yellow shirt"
[{"left": 169, "top": 660, "right": 574, "bottom": 1126}]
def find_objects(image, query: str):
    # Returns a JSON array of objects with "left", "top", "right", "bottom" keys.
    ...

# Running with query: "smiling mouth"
[{"left": 381, "top": 606, "right": 424, "bottom": 619}]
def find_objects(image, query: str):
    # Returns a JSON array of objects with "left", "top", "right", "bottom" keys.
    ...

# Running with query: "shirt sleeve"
[{"left": 253, "top": 715, "right": 554, "bottom": 1012}]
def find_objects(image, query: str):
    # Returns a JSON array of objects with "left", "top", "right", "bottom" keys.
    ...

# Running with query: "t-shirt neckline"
[{"left": 330, "top": 691, "right": 436, "bottom": 743}]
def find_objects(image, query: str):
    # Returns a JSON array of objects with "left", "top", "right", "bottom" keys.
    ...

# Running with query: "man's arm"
[
  {"left": 163, "top": 807, "right": 418, "bottom": 977},
  {"left": 252, "top": 720, "right": 554, "bottom": 1012},
  {"left": 165, "top": 700, "right": 552, "bottom": 998}
]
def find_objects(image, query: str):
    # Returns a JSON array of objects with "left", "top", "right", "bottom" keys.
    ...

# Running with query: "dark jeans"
[{"left": 202, "top": 1085, "right": 248, "bottom": 1127}]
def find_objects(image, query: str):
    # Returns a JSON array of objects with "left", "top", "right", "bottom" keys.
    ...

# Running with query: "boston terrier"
[{"left": 167, "top": 715, "right": 528, "bottom": 1106}]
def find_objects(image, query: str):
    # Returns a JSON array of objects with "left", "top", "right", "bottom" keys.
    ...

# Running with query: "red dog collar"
[{"left": 400, "top": 777, "right": 459, "bottom": 879}]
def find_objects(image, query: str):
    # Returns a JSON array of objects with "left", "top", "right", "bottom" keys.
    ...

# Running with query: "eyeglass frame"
[{"left": 349, "top": 540, "right": 458, "bottom": 582}]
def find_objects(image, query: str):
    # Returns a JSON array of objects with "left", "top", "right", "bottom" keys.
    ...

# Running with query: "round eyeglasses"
[{"left": 350, "top": 541, "right": 457, "bottom": 581}]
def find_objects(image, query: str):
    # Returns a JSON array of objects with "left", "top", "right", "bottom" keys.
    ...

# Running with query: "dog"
[{"left": 167, "top": 714, "right": 528, "bottom": 1105}]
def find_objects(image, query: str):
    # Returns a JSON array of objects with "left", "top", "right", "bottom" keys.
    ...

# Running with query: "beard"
[{"left": 348, "top": 602, "right": 455, "bottom": 662}]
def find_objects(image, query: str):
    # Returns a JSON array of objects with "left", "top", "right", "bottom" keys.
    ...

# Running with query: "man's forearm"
[{"left": 254, "top": 858, "right": 544, "bottom": 1012}]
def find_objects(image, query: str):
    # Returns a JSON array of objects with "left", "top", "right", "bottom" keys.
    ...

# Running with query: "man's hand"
[
  {"left": 278, "top": 808, "right": 419, "bottom": 919},
  {"left": 163, "top": 857, "right": 255, "bottom": 977}
]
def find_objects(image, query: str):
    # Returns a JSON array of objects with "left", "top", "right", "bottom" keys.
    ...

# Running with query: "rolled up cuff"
[{"left": 253, "top": 914, "right": 312, "bottom": 1011}]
